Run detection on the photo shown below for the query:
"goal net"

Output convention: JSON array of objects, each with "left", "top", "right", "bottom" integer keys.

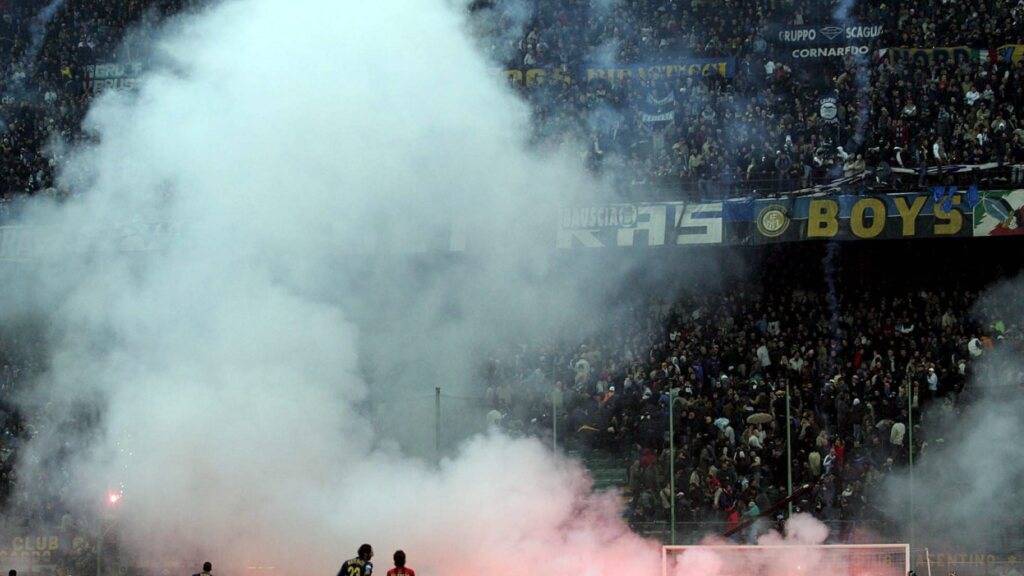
[{"left": 663, "top": 544, "right": 910, "bottom": 576}]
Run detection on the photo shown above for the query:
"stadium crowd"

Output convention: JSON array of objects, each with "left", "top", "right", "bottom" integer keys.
[
  {"left": 0, "top": 0, "right": 1023, "bottom": 209},
  {"left": 1, "top": 243, "right": 1019, "bottom": 562},
  {"left": 0, "top": 0, "right": 1022, "bottom": 569},
  {"left": 480, "top": 243, "right": 1022, "bottom": 541},
  {"left": 501, "top": 0, "right": 1024, "bottom": 197},
  {"left": 0, "top": 321, "right": 106, "bottom": 575},
  {"left": 1, "top": 0, "right": 197, "bottom": 217}
]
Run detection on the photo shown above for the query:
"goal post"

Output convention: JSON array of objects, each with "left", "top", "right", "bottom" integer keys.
[{"left": 662, "top": 543, "right": 911, "bottom": 576}]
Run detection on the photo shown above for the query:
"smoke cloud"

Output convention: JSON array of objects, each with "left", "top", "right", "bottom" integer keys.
[
  {"left": 0, "top": 0, "right": 663, "bottom": 573},
  {"left": 670, "top": 515, "right": 901, "bottom": 576},
  {"left": 28, "top": 0, "right": 66, "bottom": 61},
  {"left": 880, "top": 274, "right": 1024, "bottom": 551},
  {"left": 0, "top": 1, "right": 866, "bottom": 575}
]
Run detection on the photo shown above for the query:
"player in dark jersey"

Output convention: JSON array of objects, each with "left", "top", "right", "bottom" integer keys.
[
  {"left": 386, "top": 550, "right": 415, "bottom": 576},
  {"left": 193, "top": 561, "right": 213, "bottom": 576},
  {"left": 338, "top": 544, "right": 374, "bottom": 576}
]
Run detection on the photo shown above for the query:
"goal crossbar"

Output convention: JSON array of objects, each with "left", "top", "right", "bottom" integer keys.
[{"left": 662, "top": 543, "right": 911, "bottom": 576}]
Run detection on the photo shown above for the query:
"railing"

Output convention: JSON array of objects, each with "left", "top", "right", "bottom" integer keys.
[
  {"left": 630, "top": 517, "right": 1024, "bottom": 552},
  {"left": 630, "top": 163, "right": 1024, "bottom": 202},
  {"left": 629, "top": 519, "right": 894, "bottom": 544},
  {"left": 4, "top": 165, "right": 1020, "bottom": 225}
]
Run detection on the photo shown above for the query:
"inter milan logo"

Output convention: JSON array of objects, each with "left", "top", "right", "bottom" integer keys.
[{"left": 757, "top": 205, "right": 790, "bottom": 238}]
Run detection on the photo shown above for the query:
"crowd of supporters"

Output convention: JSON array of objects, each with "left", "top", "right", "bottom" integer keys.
[
  {"left": 0, "top": 0, "right": 1024, "bottom": 560},
  {"left": 0, "top": 0, "right": 196, "bottom": 212},
  {"left": 0, "top": 323, "right": 46, "bottom": 511},
  {"left": 1, "top": 240, "right": 1021, "bottom": 556},
  {"left": 480, "top": 241, "right": 1023, "bottom": 541},
  {"left": 1, "top": 1, "right": 1023, "bottom": 207},
  {"left": 0, "top": 320, "right": 104, "bottom": 576},
  {"left": 552, "top": 285, "right": 983, "bottom": 533},
  {"left": 495, "top": 0, "right": 1024, "bottom": 197}
]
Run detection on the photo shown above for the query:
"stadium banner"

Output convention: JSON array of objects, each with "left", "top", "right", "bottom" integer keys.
[
  {"left": 504, "top": 57, "right": 735, "bottom": 87},
  {"left": 584, "top": 59, "right": 735, "bottom": 82},
  {"left": 83, "top": 61, "right": 143, "bottom": 94},
  {"left": 884, "top": 46, "right": 978, "bottom": 68},
  {"left": 996, "top": 44, "right": 1024, "bottom": 63},
  {"left": 768, "top": 23, "right": 884, "bottom": 60},
  {"left": 503, "top": 67, "right": 573, "bottom": 88},
  {"left": 973, "top": 189, "right": 1024, "bottom": 237},
  {"left": 914, "top": 550, "right": 1024, "bottom": 576},
  {"left": 4, "top": 191, "right": 1010, "bottom": 258},
  {"left": 556, "top": 202, "right": 723, "bottom": 249},
  {"left": 0, "top": 533, "right": 87, "bottom": 564},
  {"left": 725, "top": 191, "right": 972, "bottom": 244}
]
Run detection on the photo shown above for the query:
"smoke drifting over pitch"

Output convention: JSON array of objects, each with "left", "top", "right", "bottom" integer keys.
[
  {"left": 0, "top": 0, "right": 656, "bottom": 573},
  {"left": 0, "top": 0, "right": 880, "bottom": 574}
]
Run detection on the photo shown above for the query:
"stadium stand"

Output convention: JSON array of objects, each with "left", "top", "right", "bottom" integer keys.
[
  {"left": 0, "top": 0, "right": 1023, "bottom": 569},
  {"left": 476, "top": 240, "right": 1023, "bottom": 544},
  {"left": 1, "top": 0, "right": 1023, "bottom": 210},
  {"left": 497, "top": 0, "right": 1024, "bottom": 198}
]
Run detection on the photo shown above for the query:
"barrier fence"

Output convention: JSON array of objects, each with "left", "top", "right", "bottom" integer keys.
[{"left": 2, "top": 521, "right": 1022, "bottom": 576}]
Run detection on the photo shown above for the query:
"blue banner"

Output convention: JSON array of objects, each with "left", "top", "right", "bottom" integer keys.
[{"left": 724, "top": 191, "right": 973, "bottom": 244}]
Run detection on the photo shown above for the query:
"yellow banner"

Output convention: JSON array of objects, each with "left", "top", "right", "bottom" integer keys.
[
  {"left": 504, "top": 59, "right": 734, "bottom": 87},
  {"left": 998, "top": 44, "right": 1024, "bottom": 63},
  {"left": 886, "top": 46, "right": 977, "bottom": 67}
]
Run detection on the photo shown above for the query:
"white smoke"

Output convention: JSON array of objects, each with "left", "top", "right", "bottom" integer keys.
[
  {"left": 831, "top": 0, "right": 856, "bottom": 22},
  {"left": 880, "top": 274, "right": 1024, "bottom": 550},
  {"left": 0, "top": 0, "right": 660, "bottom": 574},
  {"left": 465, "top": 0, "right": 534, "bottom": 65},
  {"left": 28, "top": 0, "right": 66, "bottom": 61},
  {"left": 672, "top": 515, "right": 874, "bottom": 576}
]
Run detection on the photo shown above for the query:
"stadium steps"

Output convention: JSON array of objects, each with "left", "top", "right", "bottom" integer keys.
[{"left": 570, "top": 449, "right": 630, "bottom": 491}]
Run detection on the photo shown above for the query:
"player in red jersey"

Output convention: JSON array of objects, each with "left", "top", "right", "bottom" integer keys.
[{"left": 386, "top": 550, "right": 415, "bottom": 576}]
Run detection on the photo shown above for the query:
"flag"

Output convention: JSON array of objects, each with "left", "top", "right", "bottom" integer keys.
[
  {"left": 942, "top": 194, "right": 954, "bottom": 213},
  {"left": 966, "top": 184, "right": 980, "bottom": 208}
]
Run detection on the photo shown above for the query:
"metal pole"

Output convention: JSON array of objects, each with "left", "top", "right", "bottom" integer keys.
[
  {"left": 435, "top": 386, "right": 441, "bottom": 463},
  {"left": 95, "top": 523, "right": 102, "bottom": 576},
  {"left": 552, "top": 390, "right": 558, "bottom": 452},
  {"left": 786, "top": 380, "right": 793, "bottom": 518},
  {"left": 669, "top": 390, "right": 676, "bottom": 545},
  {"left": 96, "top": 518, "right": 108, "bottom": 576},
  {"left": 908, "top": 384, "right": 914, "bottom": 548}
]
